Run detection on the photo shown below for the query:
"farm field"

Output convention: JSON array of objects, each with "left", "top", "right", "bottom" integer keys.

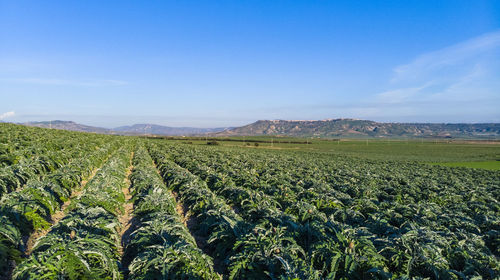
[
  {"left": 0, "top": 123, "right": 499, "bottom": 279},
  {"left": 428, "top": 161, "right": 500, "bottom": 171},
  {"left": 160, "top": 137, "right": 500, "bottom": 163}
]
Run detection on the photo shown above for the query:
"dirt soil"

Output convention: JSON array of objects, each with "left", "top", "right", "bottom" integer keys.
[{"left": 118, "top": 152, "right": 134, "bottom": 257}]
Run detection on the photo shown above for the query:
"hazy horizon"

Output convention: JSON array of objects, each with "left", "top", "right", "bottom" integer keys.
[
  {"left": 1, "top": 1, "right": 500, "bottom": 127},
  {"left": 4, "top": 117, "right": 500, "bottom": 130}
]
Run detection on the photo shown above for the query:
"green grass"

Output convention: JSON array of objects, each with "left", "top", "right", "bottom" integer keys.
[
  {"left": 429, "top": 161, "right": 500, "bottom": 171},
  {"left": 158, "top": 137, "right": 500, "bottom": 163}
]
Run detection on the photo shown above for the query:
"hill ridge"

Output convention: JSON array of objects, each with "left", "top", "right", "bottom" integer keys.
[
  {"left": 20, "top": 119, "right": 500, "bottom": 138},
  {"left": 21, "top": 121, "right": 231, "bottom": 136},
  {"left": 215, "top": 119, "right": 500, "bottom": 138}
]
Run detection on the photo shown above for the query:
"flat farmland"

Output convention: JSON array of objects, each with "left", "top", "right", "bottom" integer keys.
[{"left": 1, "top": 123, "right": 498, "bottom": 279}]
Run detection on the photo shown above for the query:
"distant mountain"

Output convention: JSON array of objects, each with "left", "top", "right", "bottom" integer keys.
[
  {"left": 23, "top": 120, "right": 112, "bottom": 134},
  {"left": 114, "top": 124, "right": 231, "bottom": 136},
  {"left": 21, "top": 119, "right": 500, "bottom": 138},
  {"left": 22, "top": 121, "right": 231, "bottom": 136},
  {"left": 215, "top": 119, "right": 500, "bottom": 138}
]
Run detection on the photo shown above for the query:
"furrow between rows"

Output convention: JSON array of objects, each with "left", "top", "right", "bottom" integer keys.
[
  {"left": 10, "top": 147, "right": 133, "bottom": 279},
  {"left": 122, "top": 146, "right": 219, "bottom": 279}
]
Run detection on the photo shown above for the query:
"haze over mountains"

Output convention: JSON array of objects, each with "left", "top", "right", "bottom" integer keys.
[
  {"left": 23, "top": 120, "right": 112, "bottom": 134},
  {"left": 22, "top": 121, "right": 231, "bottom": 136},
  {"left": 20, "top": 119, "right": 500, "bottom": 139},
  {"left": 114, "top": 124, "right": 231, "bottom": 136}
]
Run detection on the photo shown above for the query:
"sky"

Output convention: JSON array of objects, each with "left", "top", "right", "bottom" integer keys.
[{"left": 1, "top": 0, "right": 499, "bottom": 128}]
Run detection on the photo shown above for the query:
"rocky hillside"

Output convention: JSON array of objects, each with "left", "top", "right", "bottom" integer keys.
[
  {"left": 215, "top": 119, "right": 500, "bottom": 138},
  {"left": 21, "top": 119, "right": 500, "bottom": 138}
]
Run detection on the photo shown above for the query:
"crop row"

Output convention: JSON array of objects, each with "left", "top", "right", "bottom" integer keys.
[
  {"left": 0, "top": 140, "right": 119, "bottom": 276},
  {"left": 149, "top": 145, "right": 323, "bottom": 279},
  {"left": 11, "top": 146, "right": 132, "bottom": 279},
  {"left": 149, "top": 142, "right": 499, "bottom": 279},
  {"left": 0, "top": 123, "right": 79, "bottom": 163},
  {"left": 0, "top": 123, "right": 119, "bottom": 198},
  {"left": 123, "top": 146, "right": 219, "bottom": 279},
  {"left": 151, "top": 143, "right": 379, "bottom": 279}
]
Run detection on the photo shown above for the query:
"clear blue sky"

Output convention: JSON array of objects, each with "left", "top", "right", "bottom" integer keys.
[{"left": 1, "top": 0, "right": 499, "bottom": 128}]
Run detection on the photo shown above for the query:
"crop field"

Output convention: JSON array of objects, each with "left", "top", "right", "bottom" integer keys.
[
  {"left": 164, "top": 137, "right": 500, "bottom": 163},
  {"left": 0, "top": 123, "right": 499, "bottom": 279}
]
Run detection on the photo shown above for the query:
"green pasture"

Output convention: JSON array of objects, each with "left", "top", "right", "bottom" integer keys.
[{"left": 158, "top": 137, "right": 500, "bottom": 167}]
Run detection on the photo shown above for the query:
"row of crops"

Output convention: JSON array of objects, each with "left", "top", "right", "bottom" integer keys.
[
  {"left": 123, "top": 146, "right": 219, "bottom": 279},
  {"left": 146, "top": 141, "right": 499, "bottom": 279},
  {"left": 0, "top": 123, "right": 498, "bottom": 279},
  {"left": 13, "top": 146, "right": 133, "bottom": 278},
  {"left": 0, "top": 123, "right": 119, "bottom": 198},
  {"left": 0, "top": 124, "right": 125, "bottom": 278}
]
